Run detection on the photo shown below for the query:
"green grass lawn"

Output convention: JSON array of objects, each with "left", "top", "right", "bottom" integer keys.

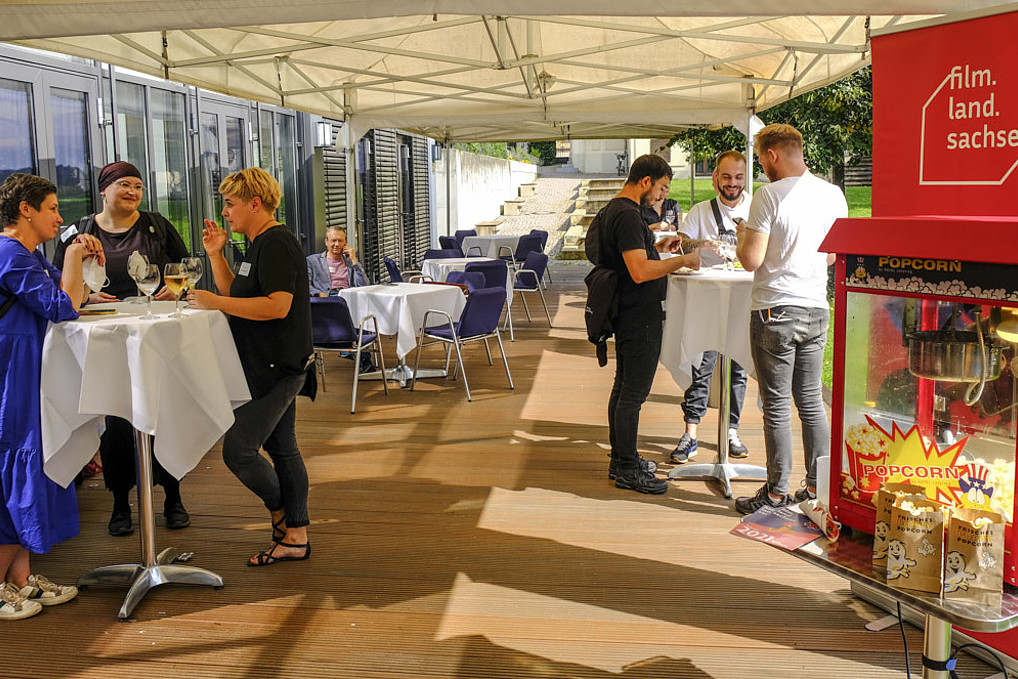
[{"left": 668, "top": 178, "right": 873, "bottom": 390}]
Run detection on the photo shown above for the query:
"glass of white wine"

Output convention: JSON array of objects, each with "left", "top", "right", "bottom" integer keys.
[
  {"left": 163, "top": 262, "right": 189, "bottom": 318},
  {"left": 181, "top": 257, "right": 203, "bottom": 289},
  {"left": 132, "top": 264, "right": 161, "bottom": 319}
]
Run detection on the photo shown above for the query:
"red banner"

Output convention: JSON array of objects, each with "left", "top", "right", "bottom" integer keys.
[{"left": 872, "top": 11, "right": 1018, "bottom": 217}]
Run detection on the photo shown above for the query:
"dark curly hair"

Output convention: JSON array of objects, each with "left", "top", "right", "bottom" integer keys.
[{"left": 0, "top": 173, "right": 57, "bottom": 227}]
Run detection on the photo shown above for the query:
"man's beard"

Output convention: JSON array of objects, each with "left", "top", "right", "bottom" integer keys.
[{"left": 719, "top": 185, "right": 743, "bottom": 203}]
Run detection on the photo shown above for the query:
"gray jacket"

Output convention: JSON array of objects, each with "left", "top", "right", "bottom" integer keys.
[{"left": 306, "top": 251, "right": 367, "bottom": 294}]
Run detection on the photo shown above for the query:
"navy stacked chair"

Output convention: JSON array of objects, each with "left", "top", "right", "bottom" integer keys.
[
  {"left": 453, "top": 229, "right": 477, "bottom": 248},
  {"left": 310, "top": 297, "right": 388, "bottom": 413},
  {"left": 529, "top": 229, "right": 552, "bottom": 284},
  {"left": 464, "top": 259, "right": 514, "bottom": 340},
  {"left": 506, "top": 251, "right": 552, "bottom": 328},
  {"left": 423, "top": 248, "right": 461, "bottom": 260},
  {"left": 410, "top": 287, "right": 513, "bottom": 402},
  {"left": 384, "top": 255, "right": 426, "bottom": 283},
  {"left": 438, "top": 235, "right": 463, "bottom": 257},
  {"left": 498, "top": 233, "right": 543, "bottom": 272},
  {"left": 446, "top": 270, "right": 486, "bottom": 293}
]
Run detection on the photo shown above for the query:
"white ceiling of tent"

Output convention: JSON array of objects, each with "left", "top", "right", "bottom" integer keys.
[{"left": 3, "top": 1, "right": 1012, "bottom": 140}]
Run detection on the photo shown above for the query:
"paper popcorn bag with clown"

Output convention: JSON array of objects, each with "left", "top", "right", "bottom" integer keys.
[
  {"left": 944, "top": 507, "right": 1005, "bottom": 605},
  {"left": 873, "top": 481, "right": 926, "bottom": 575},
  {"left": 887, "top": 496, "right": 946, "bottom": 594}
]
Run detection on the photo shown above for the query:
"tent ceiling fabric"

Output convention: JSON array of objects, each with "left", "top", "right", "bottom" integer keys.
[{"left": 4, "top": 2, "right": 1009, "bottom": 141}]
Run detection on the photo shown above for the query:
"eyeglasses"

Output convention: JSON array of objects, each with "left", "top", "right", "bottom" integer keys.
[{"left": 115, "top": 181, "right": 144, "bottom": 191}]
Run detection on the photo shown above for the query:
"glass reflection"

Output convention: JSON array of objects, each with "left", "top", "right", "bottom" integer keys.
[
  {"left": 50, "top": 88, "right": 93, "bottom": 225},
  {"left": 0, "top": 78, "right": 37, "bottom": 182},
  {"left": 151, "top": 89, "right": 189, "bottom": 249}
]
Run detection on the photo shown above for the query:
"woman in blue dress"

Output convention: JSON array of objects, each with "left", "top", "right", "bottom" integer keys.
[{"left": 0, "top": 173, "right": 102, "bottom": 620}]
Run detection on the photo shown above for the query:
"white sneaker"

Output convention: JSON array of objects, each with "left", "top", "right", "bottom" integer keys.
[
  {"left": 17, "top": 574, "right": 78, "bottom": 606},
  {"left": 0, "top": 583, "right": 43, "bottom": 620}
]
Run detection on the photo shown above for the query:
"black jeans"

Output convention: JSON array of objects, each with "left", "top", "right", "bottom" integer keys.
[
  {"left": 222, "top": 373, "right": 310, "bottom": 528},
  {"left": 608, "top": 313, "right": 663, "bottom": 472},
  {"left": 680, "top": 351, "right": 747, "bottom": 429},
  {"left": 99, "top": 416, "right": 180, "bottom": 495}
]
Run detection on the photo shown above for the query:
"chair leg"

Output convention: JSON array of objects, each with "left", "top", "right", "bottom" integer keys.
[
  {"left": 495, "top": 330, "right": 514, "bottom": 390},
  {"left": 351, "top": 347, "right": 361, "bottom": 414},
  {"left": 506, "top": 300, "right": 515, "bottom": 342},
  {"left": 483, "top": 337, "right": 493, "bottom": 365},
  {"left": 410, "top": 333, "right": 425, "bottom": 392},
  {"left": 452, "top": 340, "right": 471, "bottom": 401},
  {"left": 520, "top": 291, "right": 532, "bottom": 322},
  {"left": 443, "top": 344, "right": 452, "bottom": 377},
  {"left": 375, "top": 341, "right": 389, "bottom": 396},
  {"left": 538, "top": 286, "right": 552, "bottom": 326}
]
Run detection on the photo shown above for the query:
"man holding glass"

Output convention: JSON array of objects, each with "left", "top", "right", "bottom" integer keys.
[{"left": 670, "top": 151, "right": 752, "bottom": 465}]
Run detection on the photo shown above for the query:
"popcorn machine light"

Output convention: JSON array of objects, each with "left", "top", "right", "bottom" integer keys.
[{"left": 823, "top": 216, "right": 1018, "bottom": 582}]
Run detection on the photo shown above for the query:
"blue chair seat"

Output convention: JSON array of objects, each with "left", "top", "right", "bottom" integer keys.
[{"left": 310, "top": 297, "right": 389, "bottom": 413}]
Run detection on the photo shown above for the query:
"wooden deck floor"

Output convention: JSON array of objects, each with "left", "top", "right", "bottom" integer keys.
[{"left": 13, "top": 264, "right": 995, "bottom": 678}]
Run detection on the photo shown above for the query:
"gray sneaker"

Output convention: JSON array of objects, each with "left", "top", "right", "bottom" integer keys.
[
  {"left": 728, "top": 429, "right": 749, "bottom": 459},
  {"left": 793, "top": 483, "right": 817, "bottom": 502},
  {"left": 735, "top": 484, "right": 793, "bottom": 515},
  {"left": 608, "top": 457, "right": 658, "bottom": 480},
  {"left": 614, "top": 468, "right": 668, "bottom": 495},
  {"left": 670, "top": 433, "right": 698, "bottom": 464}
]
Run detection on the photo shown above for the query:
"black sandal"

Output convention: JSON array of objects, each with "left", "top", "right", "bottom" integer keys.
[
  {"left": 248, "top": 541, "right": 312, "bottom": 567},
  {"left": 271, "top": 516, "right": 287, "bottom": 542}
]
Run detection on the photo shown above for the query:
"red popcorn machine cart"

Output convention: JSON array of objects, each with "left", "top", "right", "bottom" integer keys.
[{"left": 822, "top": 214, "right": 1018, "bottom": 661}]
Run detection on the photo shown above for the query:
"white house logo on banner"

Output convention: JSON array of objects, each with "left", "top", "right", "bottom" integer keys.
[{"left": 920, "top": 63, "right": 1018, "bottom": 186}]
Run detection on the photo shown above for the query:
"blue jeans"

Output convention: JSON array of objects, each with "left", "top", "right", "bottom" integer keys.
[
  {"left": 750, "top": 306, "right": 829, "bottom": 495},
  {"left": 222, "top": 373, "right": 310, "bottom": 528},
  {"left": 680, "top": 351, "right": 747, "bottom": 429},
  {"left": 608, "top": 314, "right": 663, "bottom": 471}
]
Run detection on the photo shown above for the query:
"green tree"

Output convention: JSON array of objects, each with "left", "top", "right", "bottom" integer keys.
[
  {"left": 528, "top": 141, "right": 558, "bottom": 166},
  {"left": 454, "top": 142, "right": 509, "bottom": 159},
  {"left": 668, "top": 66, "right": 872, "bottom": 187}
]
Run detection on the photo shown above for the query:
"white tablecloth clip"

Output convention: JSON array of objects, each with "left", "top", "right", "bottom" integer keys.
[{"left": 799, "top": 498, "right": 842, "bottom": 541}]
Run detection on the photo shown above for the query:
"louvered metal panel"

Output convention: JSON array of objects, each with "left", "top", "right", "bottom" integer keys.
[
  {"left": 411, "top": 135, "right": 431, "bottom": 265},
  {"left": 321, "top": 118, "right": 346, "bottom": 231},
  {"left": 373, "top": 129, "right": 400, "bottom": 273}
]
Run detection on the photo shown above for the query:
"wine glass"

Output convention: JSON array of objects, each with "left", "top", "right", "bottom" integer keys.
[
  {"left": 181, "top": 257, "right": 203, "bottom": 288},
  {"left": 132, "top": 264, "right": 160, "bottom": 319},
  {"left": 163, "top": 262, "right": 189, "bottom": 317}
]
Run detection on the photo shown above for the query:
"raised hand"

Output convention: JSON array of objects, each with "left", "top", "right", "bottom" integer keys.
[{"left": 203, "top": 219, "right": 229, "bottom": 256}]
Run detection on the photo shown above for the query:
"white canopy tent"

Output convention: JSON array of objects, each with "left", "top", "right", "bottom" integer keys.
[{"left": 3, "top": 1, "right": 1012, "bottom": 142}]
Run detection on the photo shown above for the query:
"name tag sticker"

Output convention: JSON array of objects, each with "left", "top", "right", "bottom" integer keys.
[
  {"left": 238, "top": 262, "right": 252, "bottom": 276},
  {"left": 60, "top": 225, "right": 78, "bottom": 242}
]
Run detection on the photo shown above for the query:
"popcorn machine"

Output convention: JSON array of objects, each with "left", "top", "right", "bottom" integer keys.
[{"left": 824, "top": 216, "right": 1018, "bottom": 576}]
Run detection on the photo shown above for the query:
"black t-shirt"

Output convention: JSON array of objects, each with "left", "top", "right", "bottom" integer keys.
[
  {"left": 54, "top": 212, "right": 189, "bottom": 300},
  {"left": 228, "top": 225, "right": 313, "bottom": 399},
  {"left": 600, "top": 197, "right": 665, "bottom": 322}
]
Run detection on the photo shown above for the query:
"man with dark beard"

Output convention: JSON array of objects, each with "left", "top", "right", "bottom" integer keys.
[
  {"left": 593, "top": 154, "right": 706, "bottom": 494},
  {"left": 670, "top": 151, "right": 752, "bottom": 465}
]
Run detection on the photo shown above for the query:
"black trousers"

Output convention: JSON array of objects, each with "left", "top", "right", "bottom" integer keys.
[
  {"left": 99, "top": 416, "right": 180, "bottom": 495},
  {"left": 607, "top": 312, "right": 663, "bottom": 472}
]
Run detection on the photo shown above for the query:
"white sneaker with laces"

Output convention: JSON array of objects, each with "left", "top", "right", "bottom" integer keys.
[
  {"left": 17, "top": 574, "right": 78, "bottom": 606},
  {"left": 0, "top": 582, "right": 43, "bottom": 620}
]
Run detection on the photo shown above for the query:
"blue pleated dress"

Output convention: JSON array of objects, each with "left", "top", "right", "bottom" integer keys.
[{"left": 0, "top": 235, "right": 80, "bottom": 553}]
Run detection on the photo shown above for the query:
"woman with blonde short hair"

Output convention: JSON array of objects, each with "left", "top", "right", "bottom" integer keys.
[{"left": 187, "top": 167, "right": 314, "bottom": 567}]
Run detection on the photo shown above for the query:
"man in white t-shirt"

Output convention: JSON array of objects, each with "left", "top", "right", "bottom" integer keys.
[
  {"left": 734, "top": 123, "right": 848, "bottom": 515},
  {"left": 670, "top": 151, "right": 752, "bottom": 465}
]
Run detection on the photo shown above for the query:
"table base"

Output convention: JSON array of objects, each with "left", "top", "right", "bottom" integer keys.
[
  {"left": 78, "top": 547, "right": 223, "bottom": 621},
  {"left": 77, "top": 431, "right": 222, "bottom": 621},
  {"left": 358, "top": 362, "right": 448, "bottom": 387},
  {"left": 667, "top": 461, "right": 767, "bottom": 498}
]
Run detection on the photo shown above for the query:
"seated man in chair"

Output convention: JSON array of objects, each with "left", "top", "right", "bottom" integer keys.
[{"left": 307, "top": 227, "right": 374, "bottom": 373}]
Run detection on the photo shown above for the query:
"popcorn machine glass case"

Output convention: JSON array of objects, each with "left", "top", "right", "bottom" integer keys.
[{"left": 824, "top": 217, "right": 1018, "bottom": 585}]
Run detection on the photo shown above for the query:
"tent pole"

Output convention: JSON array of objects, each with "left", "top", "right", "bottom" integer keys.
[
  {"left": 746, "top": 112, "right": 755, "bottom": 196},
  {"left": 689, "top": 153, "right": 695, "bottom": 208},
  {"left": 444, "top": 135, "right": 451, "bottom": 236}
]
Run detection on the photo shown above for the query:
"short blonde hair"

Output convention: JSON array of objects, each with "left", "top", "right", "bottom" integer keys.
[
  {"left": 218, "top": 167, "right": 281, "bottom": 212},
  {"left": 754, "top": 123, "right": 803, "bottom": 155}
]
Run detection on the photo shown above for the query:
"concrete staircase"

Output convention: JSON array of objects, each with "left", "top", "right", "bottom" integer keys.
[{"left": 560, "top": 177, "right": 625, "bottom": 258}]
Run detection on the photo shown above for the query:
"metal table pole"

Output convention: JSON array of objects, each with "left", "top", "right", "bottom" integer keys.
[
  {"left": 923, "top": 614, "right": 952, "bottom": 679},
  {"left": 668, "top": 353, "right": 767, "bottom": 497},
  {"left": 77, "top": 430, "right": 223, "bottom": 621}
]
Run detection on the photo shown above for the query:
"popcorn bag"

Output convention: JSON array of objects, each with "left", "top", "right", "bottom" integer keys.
[
  {"left": 886, "top": 496, "right": 946, "bottom": 594},
  {"left": 944, "top": 507, "right": 1005, "bottom": 605},
  {"left": 872, "top": 481, "right": 927, "bottom": 575}
]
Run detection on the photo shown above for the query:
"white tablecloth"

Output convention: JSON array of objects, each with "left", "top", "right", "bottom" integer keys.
[
  {"left": 460, "top": 235, "right": 520, "bottom": 259},
  {"left": 41, "top": 301, "right": 251, "bottom": 488},
  {"left": 339, "top": 283, "right": 466, "bottom": 359},
  {"left": 420, "top": 257, "right": 513, "bottom": 303},
  {"left": 659, "top": 269, "right": 755, "bottom": 390}
]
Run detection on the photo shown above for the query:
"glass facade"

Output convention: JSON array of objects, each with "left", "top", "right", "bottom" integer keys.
[
  {"left": 276, "top": 113, "right": 296, "bottom": 229},
  {"left": 150, "top": 89, "right": 190, "bottom": 248},
  {"left": 50, "top": 88, "right": 93, "bottom": 225},
  {"left": 115, "top": 80, "right": 149, "bottom": 179},
  {"left": 0, "top": 78, "right": 37, "bottom": 182}
]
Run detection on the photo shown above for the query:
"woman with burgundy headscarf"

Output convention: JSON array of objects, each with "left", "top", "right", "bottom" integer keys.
[{"left": 53, "top": 161, "right": 192, "bottom": 537}]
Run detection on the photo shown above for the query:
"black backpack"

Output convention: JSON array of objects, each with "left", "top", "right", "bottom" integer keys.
[{"left": 583, "top": 207, "right": 618, "bottom": 367}]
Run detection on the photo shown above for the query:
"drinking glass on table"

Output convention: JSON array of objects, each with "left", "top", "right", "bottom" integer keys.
[
  {"left": 131, "top": 264, "right": 161, "bottom": 319},
  {"left": 181, "top": 257, "right": 203, "bottom": 288},
  {"left": 163, "top": 262, "right": 189, "bottom": 317}
]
